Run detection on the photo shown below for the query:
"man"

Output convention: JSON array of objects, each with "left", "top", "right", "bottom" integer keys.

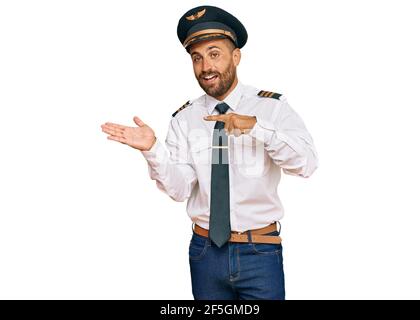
[{"left": 101, "top": 5, "right": 318, "bottom": 300}]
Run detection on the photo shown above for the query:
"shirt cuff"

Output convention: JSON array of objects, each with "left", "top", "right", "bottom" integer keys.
[
  {"left": 248, "top": 117, "right": 276, "bottom": 145},
  {"left": 140, "top": 138, "right": 166, "bottom": 166}
]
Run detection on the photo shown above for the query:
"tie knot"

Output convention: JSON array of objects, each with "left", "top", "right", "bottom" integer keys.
[{"left": 215, "top": 102, "right": 229, "bottom": 114}]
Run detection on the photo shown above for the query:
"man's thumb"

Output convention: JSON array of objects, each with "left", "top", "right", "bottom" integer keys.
[{"left": 133, "top": 116, "right": 145, "bottom": 127}]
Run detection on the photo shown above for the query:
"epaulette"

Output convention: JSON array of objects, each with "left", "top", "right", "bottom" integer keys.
[
  {"left": 172, "top": 100, "right": 191, "bottom": 117},
  {"left": 257, "top": 90, "right": 282, "bottom": 100}
]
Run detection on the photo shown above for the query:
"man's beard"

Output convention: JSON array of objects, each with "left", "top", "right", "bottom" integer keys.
[{"left": 196, "top": 61, "right": 236, "bottom": 98}]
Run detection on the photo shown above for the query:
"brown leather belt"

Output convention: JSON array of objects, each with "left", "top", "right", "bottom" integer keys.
[{"left": 193, "top": 223, "right": 282, "bottom": 244}]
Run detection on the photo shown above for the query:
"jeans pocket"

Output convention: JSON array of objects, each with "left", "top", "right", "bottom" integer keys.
[
  {"left": 189, "top": 233, "right": 210, "bottom": 261},
  {"left": 251, "top": 231, "right": 282, "bottom": 255}
]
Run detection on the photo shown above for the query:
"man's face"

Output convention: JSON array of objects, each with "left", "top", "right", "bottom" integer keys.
[{"left": 189, "top": 38, "right": 241, "bottom": 99}]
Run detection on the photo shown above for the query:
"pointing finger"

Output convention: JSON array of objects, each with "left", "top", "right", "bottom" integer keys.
[{"left": 204, "top": 115, "right": 226, "bottom": 122}]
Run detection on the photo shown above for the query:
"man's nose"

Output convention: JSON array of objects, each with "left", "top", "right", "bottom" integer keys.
[{"left": 202, "top": 57, "right": 212, "bottom": 72}]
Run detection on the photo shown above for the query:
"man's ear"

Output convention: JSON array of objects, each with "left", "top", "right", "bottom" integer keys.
[{"left": 232, "top": 48, "right": 241, "bottom": 67}]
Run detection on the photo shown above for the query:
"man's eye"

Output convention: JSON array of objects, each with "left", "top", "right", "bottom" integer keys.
[
  {"left": 210, "top": 52, "right": 219, "bottom": 58},
  {"left": 193, "top": 56, "right": 201, "bottom": 62}
]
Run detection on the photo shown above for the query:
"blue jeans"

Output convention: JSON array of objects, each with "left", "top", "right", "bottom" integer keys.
[{"left": 189, "top": 229, "right": 285, "bottom": 300}]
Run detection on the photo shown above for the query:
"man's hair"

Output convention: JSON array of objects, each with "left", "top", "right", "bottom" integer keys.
[{"left": 225, "top": 38, "right": 237, "bottom": 52}]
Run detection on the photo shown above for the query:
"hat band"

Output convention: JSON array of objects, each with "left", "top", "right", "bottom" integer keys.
[{"left": 183, "top": 28, "right": 237, "bottom": 48}]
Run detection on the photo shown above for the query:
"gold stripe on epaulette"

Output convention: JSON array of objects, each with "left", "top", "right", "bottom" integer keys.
[
  {"left": 172, "top": 100, "right": 191, "bottom": 117},
  {"left": 257, "top": 90, "right": 282, "bottom": 100},
  {"left": 257, "top": 90, "right": 266, "bottom": 97}
]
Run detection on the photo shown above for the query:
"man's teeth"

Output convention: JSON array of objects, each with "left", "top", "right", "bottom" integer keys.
[{"left": 204, "top": 75, "right": 217, "bottom": 80}]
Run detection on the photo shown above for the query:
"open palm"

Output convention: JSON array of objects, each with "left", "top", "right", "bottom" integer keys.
[{"left": 101, "top": 116, "right": 156, "bottom": 151}]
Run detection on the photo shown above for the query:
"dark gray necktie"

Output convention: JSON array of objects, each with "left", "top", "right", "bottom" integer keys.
[{"left": 209, "top": 102, "right": 231, "bottom": 248}]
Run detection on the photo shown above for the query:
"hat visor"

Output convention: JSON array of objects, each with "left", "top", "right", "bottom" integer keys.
[{"left": 185, "top": 34, "right": 231, "bottom": 51}]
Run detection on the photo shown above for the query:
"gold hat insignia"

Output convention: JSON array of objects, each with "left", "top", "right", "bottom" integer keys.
[{"left": 186, "top": 8, "right": 206, "bottom": 21}]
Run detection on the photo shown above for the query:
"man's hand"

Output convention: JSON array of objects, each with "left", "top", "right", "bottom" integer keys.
[
  {"left": 204, "top": 113, "right": 257, "bottom": 136},
  {"left": 101, "top": 116, "right": 156, "bottom": 151}
]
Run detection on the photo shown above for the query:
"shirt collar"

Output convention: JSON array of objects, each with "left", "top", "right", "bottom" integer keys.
[{"left": 205, "top": 81, "right": 244, "bottom": 114}]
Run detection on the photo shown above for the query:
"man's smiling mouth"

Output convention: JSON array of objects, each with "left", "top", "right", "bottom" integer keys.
[{"left": 202, "top": 74, "right": 218, "bottom": 83}]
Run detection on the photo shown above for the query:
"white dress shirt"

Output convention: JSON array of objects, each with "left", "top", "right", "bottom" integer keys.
[{"left": 141, "top": 82, "right": 318, "bottom": 232}]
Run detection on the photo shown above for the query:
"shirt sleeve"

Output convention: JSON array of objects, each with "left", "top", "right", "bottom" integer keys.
[
  {"left": 140, "top": 117, "right": 197, "bottom": 201},
  {"left": 248, "top": 97, "right": 319, "bottom": 178}
]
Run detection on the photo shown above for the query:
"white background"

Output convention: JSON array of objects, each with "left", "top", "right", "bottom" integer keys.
[{"left": 1, "top": 0, "right": 419, "bottom": 299}]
